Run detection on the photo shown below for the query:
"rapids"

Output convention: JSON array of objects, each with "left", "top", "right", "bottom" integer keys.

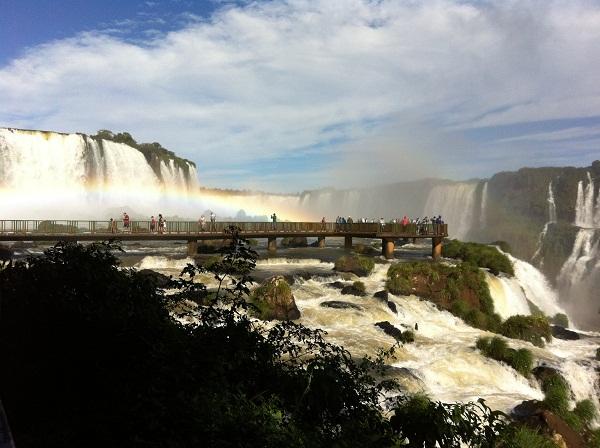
[{"left": 133, "top": 243, "right": 599, "bottom": 414}]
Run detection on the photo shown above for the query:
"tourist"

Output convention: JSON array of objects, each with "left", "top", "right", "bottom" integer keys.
[
  {"left": 271, "top": 212, "right": 277, "bottom": 230},
  {"left": 415, "top": 322, "right": 419, "bottom": 331},
  {"left": 109, "top": 218, "right": 116, "bottom": 234},
  {"left": 150, "top": 216, "right": 156, "bottom": 233},
  {"left": 321, "top": 216, "right": 326, "bottom": 230},
  {"left": 158, "top": 214, "right": 164, "bottom": 234},
  {"left": 123, "top": 212, "right": 130, "bottom": 232},
  {"left": 379, "top": 217, "right": 385, "bottom": 231},
  {"left": 199, "top": 215, "right": 205, "bottom": 232},
  {"left": 347, "top": 216, "right": 353, "bottom": 229},
  {"left": 210, "top": 212, "right": 216, "bottom": 231}
]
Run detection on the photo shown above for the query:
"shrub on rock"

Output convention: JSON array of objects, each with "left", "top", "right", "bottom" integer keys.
[
  {"left": 250, "top": 276, "right": 300, "bottom": 321},
  {"left": 334, "top": 255, "right": 375, "bottom": 277}
]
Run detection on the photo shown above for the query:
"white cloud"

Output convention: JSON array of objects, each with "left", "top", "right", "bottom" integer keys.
[{"left": 1, "top": 0, "right": 599, "bottom": 190}]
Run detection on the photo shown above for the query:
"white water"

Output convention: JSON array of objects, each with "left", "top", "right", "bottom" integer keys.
[
  {"left": 575, "top": 172, "right": 599, "bottom": 228},
  {"left": 0, "top": 128, "right": 198, "bottom": 218},
  {"left": 532, "top": 181, "right": 558, "bottom": 266},
  {"left": 480, "top": 181, "right": 488, "bottom": 227},
  {"left": 423, "top": 183, "right": 478, "bottom": 240},
  {"left": 135, "top": 250, "right": 599, "bottom": 413}
]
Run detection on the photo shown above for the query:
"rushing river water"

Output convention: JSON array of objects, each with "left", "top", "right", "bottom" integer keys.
[{"left": 9, "top": 238, "right": 600, "bottom": 416}]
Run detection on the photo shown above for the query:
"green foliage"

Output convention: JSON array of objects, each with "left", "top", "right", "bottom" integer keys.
[
  {"left": 475, "top": 337, "right": 533, "bottom": 377},
  {"left": 387, "top": 261, "right": 497, "bottom": 332},
  {"left": 352, "top": 280, "right": 366, "bottom": 294},
  {"left": 489, "top": 241, "right": 513, "bottom": 255},
  {"left": 551, "top": 313, "right": 569, "bottom": 328},
  {"left": 542, "top": 374, "right": 570, "bottom": 416},
  {"left": 390, "top": 395, "right": 509, "bottom": 447},
  {"left": 500, "top": 315, "right": 552, "bottom": 347},
  {"left": 573, "top": 399, "right": 597, "bottom": 426},
  {"left": 334, "top": 254, "right": 375, "bottom": 276},
  {"left": 400, "top": 330, "right": 415, "bottom": 344},
  {"left": 507, "top": 426, "right": 558, "bottom": 448},
  {"left": 442, "top": 239, "right": 514, "bottom": 276}
]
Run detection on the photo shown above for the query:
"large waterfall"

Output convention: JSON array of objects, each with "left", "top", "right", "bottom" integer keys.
[
  {"left": 423, "top": 183, "right": 477, "bottom": 240},
  {"left": 0, "top": 128, "right": 199, "bottom": 218},
  {"left": 574, "top": 172, "right": 600, "bottom": 228},
  {"left": 532, "top": 181, "right": 557, "bottom": 265}
]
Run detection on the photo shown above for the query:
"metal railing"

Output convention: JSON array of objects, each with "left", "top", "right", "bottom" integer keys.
[{"left": 0, "top": 220, "right": 447, "bottom": 237}]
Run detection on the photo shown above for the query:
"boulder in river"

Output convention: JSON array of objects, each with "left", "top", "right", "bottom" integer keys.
[
  {"left": 326, "top": 281, "right": 346, "bottom": 290},
  {"left": 137, "top": 269, "right": 171, "bottom": 288},
  {"left": 334, "top": 255, "right": 375, "bottom": 277},
  {"left": 387, "top": 301, "right": 398, "bottom": 314},
  {"left": 250, "top": 276, "right": 300, "bottom": 321},
  {"left": 321, "top": 301, "right": 363, "bottom": 311},
  {"left": 374, "top": 290, "right": 389, "bottom": 301},
  {"left": 551, "top": 325, "right": 580, "bottom": 340},
  {"left": 375, "top": 321, "right": 414, "bottom": 343},
  {"left": 341, "top": 281, "right": 366, "bottom": 297}
]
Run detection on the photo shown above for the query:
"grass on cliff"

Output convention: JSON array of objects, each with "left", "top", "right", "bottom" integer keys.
[
  {"left": 442, "top": 240, "right": 514, "bottom": 276},
  {"left": 476, "top": 336, "right": 533, "bottom": 377},
  {"left": 499, "top": 315, "right": 552, "bottom": 348}
]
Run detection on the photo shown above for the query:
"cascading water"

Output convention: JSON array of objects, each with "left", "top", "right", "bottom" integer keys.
[
  {"left": 575, "top": 172, "right": 598, "bottom": 228},
  {"left": 532, "top": 181, "right": 558, "bottom": 265},
  {"left": 480, "top": 181, "right": 488, "bottom": 227},
  {"left": 423, "top": 182, "right": 477, "bottom": 240},
  {"left": 0, "top": 128, "right": 200, "bottom": 218}
]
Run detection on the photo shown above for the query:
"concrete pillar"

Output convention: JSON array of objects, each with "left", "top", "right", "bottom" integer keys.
[
  {"left": 187, "top": 240, "right": 198, "bottom": 256},
  {"left": 432, "top": 237, "right": 443, "bottom": 261},
  {"left": 382, "top": 238, "right": 395, "bottom": 259},
  {"left": 344, "top": 236, "right": 352, "bottom": 249},
  {"left": 268, "top": 237, "right": 277, "bottom": 252},
  {"left": 318, "top": 236, "right": 326, "bottom": 248}
]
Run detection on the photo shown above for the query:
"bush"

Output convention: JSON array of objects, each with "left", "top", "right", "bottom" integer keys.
[
  {"left": 352, "top": 281, "right": 366, "bottom": 295},
  {"left": 508, "top": 426, "right": 558, "bottom": 448},
  {"left": 552, "top": 313, "right": 569, "bottom": 328},
  {"left": 573, "top": 399, "right": 597, "bottom": 426},
  {"left": 334, "top": 255, "right": 375, "bottom": 276},
  {"left": 500, "top": 315, "right": 552, "bottom": 347},
  {"left": 442, "top": 239, "right": 514, "bottom": 276},
  {"left": 542, "top": 374, "right": 570, "bottom": 416},
  {"left": 475, "top": 337, "right": 533, "bottom": 377}
]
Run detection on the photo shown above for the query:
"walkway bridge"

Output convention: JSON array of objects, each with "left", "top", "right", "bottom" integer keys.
[{"left": 0, "top": 220, "right": 448, "bottom": 259}]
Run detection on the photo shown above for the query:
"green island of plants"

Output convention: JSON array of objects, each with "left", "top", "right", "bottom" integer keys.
[
  {"left": 442, "top": 239, "right": 515, "bottom": 276},
  {"left": 0, "top": 229, "right": 569, "bottom": 447},
  {"left": 334, "top": 254, "right": 375, "bottom": 276},
  {"left": 476, "top": 336, "right": 533, "bottom": 377}
]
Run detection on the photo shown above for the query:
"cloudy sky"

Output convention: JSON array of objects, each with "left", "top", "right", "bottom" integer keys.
[{"left": 1, "top": 0, "right": 599, "bottom": 192}]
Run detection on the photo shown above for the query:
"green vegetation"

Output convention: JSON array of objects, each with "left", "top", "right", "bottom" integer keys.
[
  {"left": 0, "top": 230, "right": 528, "bottom": 447},
  {"left": 489, "top": 240, "right": 513, "bottom": 255},
  {"left": 352, "top": 281, "right": 366, "bottom": 295},
  {"left": 509, "top": 426, "right": 559, "bottom": 448},
  {"left": 387, "top": 261, "right": 500, "bottom": 332},
  {"left": 442, "top": 239, "right": 514, "bottom": 276},
  {"left": 476, "top": 337, "right": 533, "bottom": 377},
  {"left": 551, "top": 313, "right": 569, "bottom": 328},
  {"left": 91, "top": 130, "right": 195, "bottom": 181},
  {"left": 500, "top": 315, "right": 552, "bottom": 347},
  {"left": 334, "top": 254, "right": 375, "bottom": 276}
]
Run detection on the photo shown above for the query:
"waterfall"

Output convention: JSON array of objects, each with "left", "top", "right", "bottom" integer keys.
[
  {"left": 487, "top": 249, "right": 566, "bottom": 320},
  {"left": 575, "top": 172, "right": 597, "bottom": 228},
  {"left": 480, "top": 181, "right": 488, "bottom": 227},
  {"left": 0, "top": 128, "right": 199, "bottom": 218},
  {"left": 532, "top": 181, "right": 558, "bottom": 265},
  {"left": 423, "top": 183, "right": 477, "bottom": 240}
]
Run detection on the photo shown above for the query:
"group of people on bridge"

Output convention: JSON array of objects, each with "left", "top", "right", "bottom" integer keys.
[{"left": 334, "top": 215, "right": 444, "bottom": 233}]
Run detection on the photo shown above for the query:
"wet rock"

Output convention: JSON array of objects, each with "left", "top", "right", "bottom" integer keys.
[
  {"left": 334, "top": 255, "right": 375, "bottom": 277},
  {"left": 280, "top": 236, "right": 308, "bottom": 248},
  {"left": 532, "top": 366, "right": 567, "bottom": 388},
  {"left": 551, "top": 325, "right": 580, "bottom": 340},
  {"left": 250, "top": 276, "right": 300, "bottom": 321},
  {"left": 375, "top": 321, "right": 414, "bottom": 343},
  {"left": 374, "top": 290, "right": 389, "bottom": 301},
  {"left": 387, "top": 301, "right": 398, "bottom": 314},
  {"left": 326, "top": 281, "right": 346, "bottom": 290},
  {"left": 321, "top": 301, "right": 363, "bottom": 310},
  {"left": 341, "top": 281, "right": 366, "bottom": 297},
  {"left": 512, "top": 400, "right": 585, "bottom": 448},
  {"left": 137, "top": 269, "right": 171, "bottom": 288}
]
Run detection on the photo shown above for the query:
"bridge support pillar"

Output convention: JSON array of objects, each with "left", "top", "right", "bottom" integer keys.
[
  {"left": 344, "top": 236, "right": 352, "bottom": 249},
  {"left": 382, "top": 238, "right": 395, "bottom": 259},
  {"left": 318, "top": 236, "right": 326, "bottom": 248},
  {"left": 187, "top": 240, "right": 198, "bottom": 256},
  {"left": 268, "top": 237, "right": 277, "bottom": 252},
  {"left": 432, "top": 237, "right": 443, "bottom": 261}
]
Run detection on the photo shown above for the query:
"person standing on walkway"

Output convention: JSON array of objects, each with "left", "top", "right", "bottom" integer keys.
[
  {"left": 158, "top": 214, "right": 164, "bottom": 234},
  {"left": 150, "top": 216, "right": 156, "bottom": 233},
  {"left": 199, "top": 215, "right": 205, "bottom": 232},
  {"left": 271, "top": 212, "right": 277, "bottom": 230},
  {"left": 123, "top": 212, "right": 130, "bottom": 232},
  {"left": 210, "top": 212, "right": 216, "bottom": 232},
  {"left": 321, "top": 216, "right": 326, "bottom": 230}
]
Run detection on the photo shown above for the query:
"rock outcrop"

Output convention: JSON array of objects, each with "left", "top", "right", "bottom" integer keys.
[{"left": 250, "top": 276, "right": 300, "bottom": 321}]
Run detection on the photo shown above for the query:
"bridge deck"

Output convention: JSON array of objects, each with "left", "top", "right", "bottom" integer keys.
[{"left": 0, "top": 220, "right": 447, "bottom": 242}]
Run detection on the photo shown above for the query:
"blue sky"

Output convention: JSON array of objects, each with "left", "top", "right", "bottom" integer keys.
[{"left": 1, "top": 0, "right": 600, "bottom": 192}]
